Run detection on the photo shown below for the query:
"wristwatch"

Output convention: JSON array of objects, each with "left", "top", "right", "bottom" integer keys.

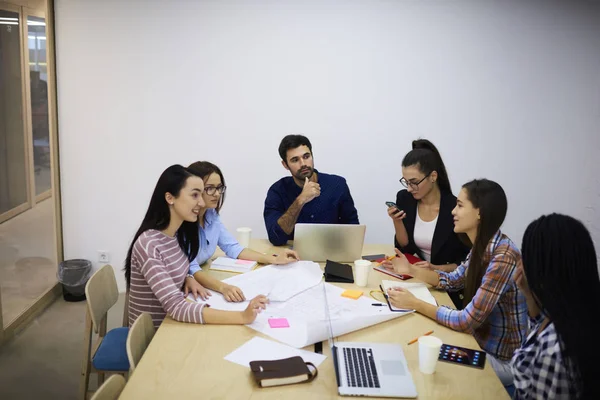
[{"left": 186, "top": 274, "right": 194, "bottom": 280}]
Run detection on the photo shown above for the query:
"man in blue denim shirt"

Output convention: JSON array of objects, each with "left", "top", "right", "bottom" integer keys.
[{"left": 264, "top": 134, "right": 359, "bottom": 246}]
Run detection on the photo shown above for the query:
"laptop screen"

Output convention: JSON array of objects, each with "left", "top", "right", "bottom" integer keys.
[{"left": 294, "top": 224, "right": 366, "bottom": 262}]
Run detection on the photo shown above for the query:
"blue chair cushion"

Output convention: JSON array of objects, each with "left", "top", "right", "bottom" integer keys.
[{"left": 92, "top": 327, "right": 130, "bottom": 371}]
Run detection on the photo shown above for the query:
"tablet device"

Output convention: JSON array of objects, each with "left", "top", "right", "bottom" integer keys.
[{"left": 438, "top": 344, "right": 486, "bottom": 369}]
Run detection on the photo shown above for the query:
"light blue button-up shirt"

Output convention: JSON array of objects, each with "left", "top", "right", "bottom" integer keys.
[{"left": 188, "top": 209, "right": 244, "bottom": 275}]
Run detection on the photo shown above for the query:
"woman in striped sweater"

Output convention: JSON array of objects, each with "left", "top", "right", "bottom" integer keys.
[{"left": 125, "top": 164, "right": 268, "bottom": 328}]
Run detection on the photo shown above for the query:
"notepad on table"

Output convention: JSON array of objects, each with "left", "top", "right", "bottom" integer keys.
[
  {"left": 341, "top": 289, "right": 363, "bottom": 300},
  {"left": 250, "top": 356, "right": 317, "bottom": 387},
  {"left": 209, "top": 257, "right": 257, "bottom": 273},
  {"left": 381, "top": 280, "right": 438, "bottom": 311}
]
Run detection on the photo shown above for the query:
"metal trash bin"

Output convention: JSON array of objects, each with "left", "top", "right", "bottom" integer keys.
[{"left": 57, "top": 259, "right": 92, "bottom": 302}]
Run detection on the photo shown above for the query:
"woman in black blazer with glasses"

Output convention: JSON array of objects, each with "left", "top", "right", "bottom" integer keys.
[{"left": 387, "top": 139, "right": 469, "bottom": 309}]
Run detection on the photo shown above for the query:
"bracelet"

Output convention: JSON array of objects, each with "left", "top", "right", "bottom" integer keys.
[{"left": 186, "top": 274, "right": 194, "bottom": 279}]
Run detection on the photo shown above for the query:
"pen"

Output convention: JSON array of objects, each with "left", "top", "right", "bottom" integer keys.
[
  {"left": 371, "top": 303, "right": 386, "bottom": 306},
  {"left": 407, "top": 330, "right": 434, "bottom": 345}
]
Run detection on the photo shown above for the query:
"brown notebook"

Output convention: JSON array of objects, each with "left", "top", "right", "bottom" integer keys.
[{"left": 250, "top": 356, "right": 318, "bottom": 388}]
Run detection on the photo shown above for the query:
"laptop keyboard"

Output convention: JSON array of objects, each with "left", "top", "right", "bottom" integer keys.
[{"left": 343, "top": 347, "right": 380, "bottom": 388}]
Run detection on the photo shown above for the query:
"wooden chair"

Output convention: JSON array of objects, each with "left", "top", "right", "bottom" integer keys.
[
  {"left": 90, "top": 375, "right": 126, "bottom": 400},
  {"left": 80, "top": 265, "right": 130, "bottom": 399},
  {"left": 126, "top": 312, "right": 156, "bottom": 375}
]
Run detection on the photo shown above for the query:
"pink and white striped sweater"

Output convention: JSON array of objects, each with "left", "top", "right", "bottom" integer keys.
[{"left": 128, "top": 229, "right": 206, "bottom": 328}]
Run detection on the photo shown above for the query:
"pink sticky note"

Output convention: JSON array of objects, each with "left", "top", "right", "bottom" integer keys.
[
  {"left": 235, "top": 259, "right": 254, "bottom": 265},
  {"left": 268, "top": 318, "right": 290, "bottom": 328}
]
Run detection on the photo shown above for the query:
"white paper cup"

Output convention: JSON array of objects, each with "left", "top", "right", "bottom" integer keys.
[
  {"left": 354, "top": 260, "right": 371, "bottom": 287},
  {"left": 236, "top": 227, "right": 252, "bottom": 248},
  {"left": 418, "top": 336, "right": 443, "bottom": 374}
]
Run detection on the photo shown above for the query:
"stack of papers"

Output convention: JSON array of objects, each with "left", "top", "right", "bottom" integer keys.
[
  {"left": 189, "top": 264, "right": 414, "bottom": 348},
  {"left": 209, "top": 257, "right": 257, "bottom": 273},
  {"left": 380, "top": 280, "right": 438, "bottom": 311}
]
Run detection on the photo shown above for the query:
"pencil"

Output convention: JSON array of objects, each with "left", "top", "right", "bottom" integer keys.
[
  {"left": 376, "top": 255, "right": 396, "bottom": 267},
  {"left": 407, "top": 330, "right": 434, "bottom": 345}
]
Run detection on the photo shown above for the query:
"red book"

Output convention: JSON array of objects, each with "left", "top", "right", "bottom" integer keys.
[{"left": 403, "top": 253, "right": 423, "bottom": 265}]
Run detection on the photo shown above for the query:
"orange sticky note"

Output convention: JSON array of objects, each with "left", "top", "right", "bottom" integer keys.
[{"left": 341, "top": 289, "right": 363, "bottom": 300}]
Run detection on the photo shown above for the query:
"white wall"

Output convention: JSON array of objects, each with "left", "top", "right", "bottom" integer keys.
[{"left": 54, "top": 0, "right": 600, "bottom": 292}]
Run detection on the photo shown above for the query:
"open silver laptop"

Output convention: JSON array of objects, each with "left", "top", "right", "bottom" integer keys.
[
  {"left": 293, "top": 223, "right": 366, "bottom": 262},
  {"left": 322, "top": 283, "right": 417, "bottom": 398}
]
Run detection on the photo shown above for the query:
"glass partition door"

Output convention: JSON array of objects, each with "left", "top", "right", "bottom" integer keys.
[
  {"left": 0, "top": 1, "right": 61, "bottom": 338},
  {"left": 0, "top": 7, "right": 29, "bottom": 220},
  {"left": 27, "top": 14, "right": 51, "bottom": 201}
]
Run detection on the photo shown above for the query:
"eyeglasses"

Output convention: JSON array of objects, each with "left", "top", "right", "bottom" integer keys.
[
  {"left": 399, "top": 173, "right": 431, "bottom": 190},
  {"left": 204, "top": 185, "right": 226, "bottom": 196}
]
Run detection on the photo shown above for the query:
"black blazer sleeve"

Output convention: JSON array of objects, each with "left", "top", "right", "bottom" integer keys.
[{"left": 392, "top": 190, "right": 423, "bottom": 259}]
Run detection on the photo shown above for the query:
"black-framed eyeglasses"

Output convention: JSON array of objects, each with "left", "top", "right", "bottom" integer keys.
[
  {"left": 205, "top": 185, "right": 226, "bottom": 196},
  {"left": 399, "top": 172, "right": 431, "bottom": 190}
]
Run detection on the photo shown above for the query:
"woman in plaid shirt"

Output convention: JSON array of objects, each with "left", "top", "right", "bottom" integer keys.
[
  {"left": 511, "top": 214, "right": 599, "bottom": 399},
  {"left": 383, "top": 179, "right": 527, "bottom": 386}
]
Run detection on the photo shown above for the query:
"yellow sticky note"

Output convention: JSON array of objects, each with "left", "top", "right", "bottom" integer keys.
[{"left": 341, "top": 289, "right": 363, "bottom": 300}]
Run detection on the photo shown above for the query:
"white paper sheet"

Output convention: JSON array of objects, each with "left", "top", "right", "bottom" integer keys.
[{"left": 224, "top": 337, "right": 327, "bottom": 368}]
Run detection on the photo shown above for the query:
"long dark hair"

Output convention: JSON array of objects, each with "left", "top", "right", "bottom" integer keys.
[
  {"left": 402, "top": 139, "right": 451, "bottom": 193},
  {"left": 522, "top": 214, "right": 599, "bottom": 399},
  {"left": 187, "top": 161, "right": 226, "bottom": 214},
  {"left": 461, "top": 179, "right": 507, "bottom": 303},
  {"left": 124, "top": 165, "right": 200, "bottom": 286}
]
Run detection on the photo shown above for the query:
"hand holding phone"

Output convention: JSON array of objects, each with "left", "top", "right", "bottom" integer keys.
[{"left": 386, "top": 201, "right": 406, "bottom": 221}]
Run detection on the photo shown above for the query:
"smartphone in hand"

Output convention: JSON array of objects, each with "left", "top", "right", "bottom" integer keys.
[{"left": 385, "top": 201, "right": 398, "bottom": 208}]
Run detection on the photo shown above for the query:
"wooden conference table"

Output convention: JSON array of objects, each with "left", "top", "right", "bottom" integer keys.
[{"left": 119, "top": 239, "right": 509, "bottom": 399}]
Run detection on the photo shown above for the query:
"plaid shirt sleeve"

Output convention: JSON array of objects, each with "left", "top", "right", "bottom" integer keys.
[
  {"left": 436, "top": 257, "right": 468, "bottom": 290},
  {"left": 436, "top": 250, "right": 517, "bottom": 333},
  {"left": 512, "top": 321, "right": 577, "bottom": 399}
]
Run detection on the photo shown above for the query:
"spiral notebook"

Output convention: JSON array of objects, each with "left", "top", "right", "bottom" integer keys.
[{"left": 380, "top": 280, "right": 437, "bottom": 312}]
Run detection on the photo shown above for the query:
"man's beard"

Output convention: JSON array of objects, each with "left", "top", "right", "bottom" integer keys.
[{"left": 294, "top": 166, "right": 314, "bottom": 180}]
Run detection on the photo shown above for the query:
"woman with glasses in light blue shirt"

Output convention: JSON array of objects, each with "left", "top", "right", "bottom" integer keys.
[{"left": 182, "top": 161, "right": 299, "bottom": 302}]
